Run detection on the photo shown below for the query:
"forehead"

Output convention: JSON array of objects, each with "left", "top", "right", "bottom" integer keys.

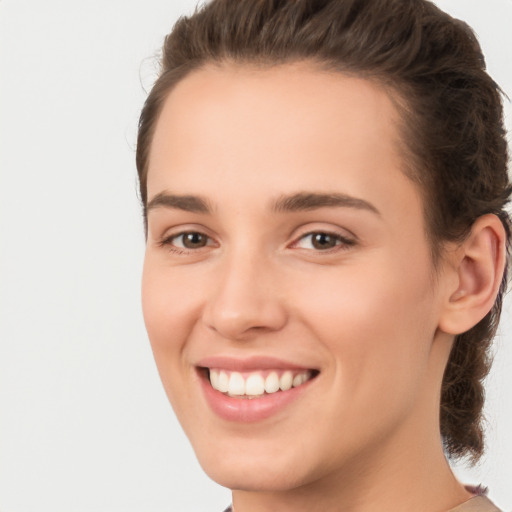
[
  {"left": 150, "top": 62, "right": 405, "bottom": 169},
  {"left": 147, "top": 62, "right": 422, "bottom": 225}
]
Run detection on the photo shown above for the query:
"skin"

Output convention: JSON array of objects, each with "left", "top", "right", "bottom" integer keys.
[{"left": 142, "top": 63, "right": 503, "bottom": 512}]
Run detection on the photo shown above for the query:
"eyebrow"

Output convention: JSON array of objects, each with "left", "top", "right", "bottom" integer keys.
[
  {"left": 271, "top": 192, "right": 380, "bottom": 215},
  {"left": 146, "top": 191, "right": 380, "bottom": 216},
  {"left": 146, "top": 192, "right": 212, "bottom": 214}
]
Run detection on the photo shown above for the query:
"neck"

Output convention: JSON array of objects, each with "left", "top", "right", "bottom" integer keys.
[{"left": 232, "top": 428, "right": 471, "bottom": 512}]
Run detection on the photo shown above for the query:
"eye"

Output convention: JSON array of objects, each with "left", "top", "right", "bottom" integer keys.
[
  {"left": 160, "top": 231, "right": 214, "bottom": 251},
  {"left": 292, "top": 231, "right": 355, "bottom": 251}
]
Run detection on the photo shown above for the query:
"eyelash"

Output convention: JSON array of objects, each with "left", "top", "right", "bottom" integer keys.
[
  {"left": 158, "top": 231, "right": 216, "bottom": 254},
  {"left": 290, "top": 231, "right": 356, "bottom": 252},
  {"left": 158, "top": 229, "right": 356, "bottom": 255}
]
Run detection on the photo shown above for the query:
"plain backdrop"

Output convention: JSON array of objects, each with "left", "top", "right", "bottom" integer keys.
[{"left": 0, "top": 1, "right": 511, "bottom": 511}]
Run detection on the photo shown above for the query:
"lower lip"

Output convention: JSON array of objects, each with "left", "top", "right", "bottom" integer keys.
[{"left": 199, "top": 372, "right": 314, "bottom": 423}]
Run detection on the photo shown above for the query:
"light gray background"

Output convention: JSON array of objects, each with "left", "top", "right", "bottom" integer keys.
[{"left": 0, "top": 1, "right": 511, "bottom": 511}]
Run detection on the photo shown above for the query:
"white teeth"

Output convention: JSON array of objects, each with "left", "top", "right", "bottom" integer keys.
[
  {"left": 228, "top": 372, "right": 245, "bottom": 396},
  {"left": 279, "top": 371, "right": 293, "bottom": 391},
  {"left": 218, "top": 370, "right": 229, "bottom": 393},
  {"left": 264, "top": 372, "right": 280, "bottom": 393},
  {"left": 209, "top": 368, "right": 314, "bottom": 397},
  {"left": 292, "top": 373, "right": 303, "bottom": 387},
  {"left": 293, "top": 371, "right": 311, "bottom": 387},
  {"left": 210, "top": 369, "right": 219, "bottom": 389},
  {"left": 245, "top": 373, "right": 265, "bottom": 396}
]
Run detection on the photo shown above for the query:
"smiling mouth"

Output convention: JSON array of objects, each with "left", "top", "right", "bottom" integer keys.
[{"left": 205, "top": 368, "right": 319, "bottom": 399}]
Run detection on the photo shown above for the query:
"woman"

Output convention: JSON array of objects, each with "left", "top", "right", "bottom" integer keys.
[{"left": 136, "top": 0, "right": 511, "bottom": 510}]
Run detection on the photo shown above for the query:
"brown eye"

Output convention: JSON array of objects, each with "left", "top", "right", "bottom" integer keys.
[
  {"left": 311, "top": 233, "right": 338, "bottom": 250},
  {"left": 293, "top": 231, "right": 355, "bottom": 252},
  {"left": 180, "top": 232, "right": 209, "bottom": 249},
  {"left": 160, "top": 231, "right": 213, "bottom": 252}
]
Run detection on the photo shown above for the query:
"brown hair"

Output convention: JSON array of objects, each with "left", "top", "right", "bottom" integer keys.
[{"left": 136, "top": 0, "right": 511, "bottom": 461}]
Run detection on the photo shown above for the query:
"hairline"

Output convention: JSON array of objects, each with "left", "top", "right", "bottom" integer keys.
[{"left": 141, "top": 59, "right": 442, "bottom": 252}]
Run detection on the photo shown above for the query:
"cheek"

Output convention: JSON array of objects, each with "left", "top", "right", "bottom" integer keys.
[
  {"left": 141, "top": 256, "right": 202, "bottom": 394},
  {"left": 297, "top": 254, "right": 437, "bottom": 410},
  {"left": 142, "top": 256, "right": 199, "bottom": 347},
  {"left": 141, "top": 258, "right": 207, "bottom": 422}
]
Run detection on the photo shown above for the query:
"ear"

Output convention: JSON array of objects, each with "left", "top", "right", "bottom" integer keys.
[{"left": 438, "top": 214, "right": 507, "bottom": 336}]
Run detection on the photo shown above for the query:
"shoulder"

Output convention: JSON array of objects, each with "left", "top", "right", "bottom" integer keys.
[
  {"left": 221, "top": 498, "right": 502, "bottom": 512},
  {"left": 448, "top": 495, "right": 502, "bottom": 512}
]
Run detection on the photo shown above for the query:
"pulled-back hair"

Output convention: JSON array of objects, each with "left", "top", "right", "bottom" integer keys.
[{"left": 136, "top": 0, "right": 511, "bottom": 461}]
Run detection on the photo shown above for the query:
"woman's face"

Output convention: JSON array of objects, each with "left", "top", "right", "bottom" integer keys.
[{"left": 142, "top": 64, "right": 453, "bottom": 491}]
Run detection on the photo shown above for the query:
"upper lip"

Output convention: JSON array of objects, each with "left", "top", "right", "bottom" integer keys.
[{"left": 196, "top": 355, "right": 317, "bottom": 372}]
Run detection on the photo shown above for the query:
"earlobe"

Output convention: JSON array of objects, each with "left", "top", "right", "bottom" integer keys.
[{"left": 438, "top": 214, "right": 506, "bottom": 336}]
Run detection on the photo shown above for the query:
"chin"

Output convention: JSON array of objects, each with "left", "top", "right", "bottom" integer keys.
[
  {"left": 202, "top": 460, "right": 310, "bottom": 493},
  {"left": 191, "top": 436, "right": 325, "bottom": 493}
]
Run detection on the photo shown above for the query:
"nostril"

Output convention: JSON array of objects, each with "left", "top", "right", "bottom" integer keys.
[
  {"left": 201, "top": 272, "right": 288, "bottom": 340},
  {"left": 203, "top": 313, "right": 287, "bottom": 341}
]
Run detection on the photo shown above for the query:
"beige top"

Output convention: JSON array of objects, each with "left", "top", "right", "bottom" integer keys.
[
  {"left": 448, "top": 496, "right": 502, "bottom": 512},
  {"left": 223, "top": 495, "right": 503, "bottom": 512}
]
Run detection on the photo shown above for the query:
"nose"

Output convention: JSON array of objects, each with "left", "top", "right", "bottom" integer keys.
[{"left": 202, "top": 250, "right": 288, "bottom": 341}]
